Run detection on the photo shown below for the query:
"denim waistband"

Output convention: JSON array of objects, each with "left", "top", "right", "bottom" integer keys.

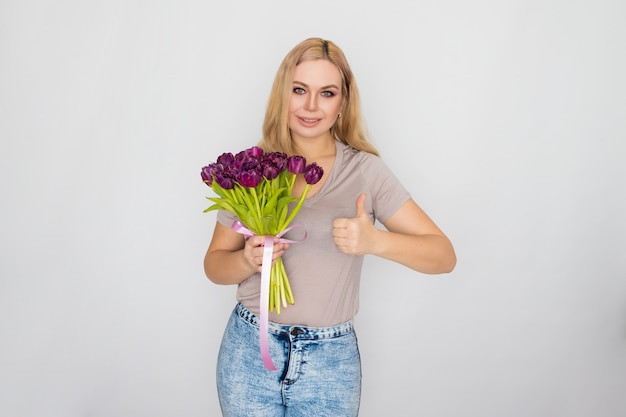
[{"left": 235, "top": 302, "right": 354, "bottom": 340}]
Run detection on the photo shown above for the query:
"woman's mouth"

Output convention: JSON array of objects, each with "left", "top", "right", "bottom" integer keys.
[{"left": 298, "top": 116, "right": 321, "bottom": 126}]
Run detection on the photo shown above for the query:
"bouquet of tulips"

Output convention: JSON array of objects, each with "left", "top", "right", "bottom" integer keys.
[{"left": 201, "top": 146, "right": 324, "bottom": 313}]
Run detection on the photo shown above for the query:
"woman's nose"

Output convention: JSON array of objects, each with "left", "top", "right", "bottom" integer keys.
[{"left": 304, "top": 94, "right": 318, "bottom": 111}]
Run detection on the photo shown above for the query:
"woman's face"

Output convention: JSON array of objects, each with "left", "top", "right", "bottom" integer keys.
[{"left": 288, "top": 59, "right": 344, "bottom": 143}]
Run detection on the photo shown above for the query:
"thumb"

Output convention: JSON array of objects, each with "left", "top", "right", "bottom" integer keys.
[{"left": 354, "top": 193, "right": 368, "bottom": 218}]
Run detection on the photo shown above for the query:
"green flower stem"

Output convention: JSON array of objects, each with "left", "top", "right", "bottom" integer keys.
[
  {"left": 268, "top": 259, "right": 294, "bottom": 313},
  {"left": 279, "top": 184, "right": 311, "bottom": 232},
  {"left": 231, "top": 186, "right": 244, "bottom": 205},
  {"left": 287, "top": 173, "right": 296, "bottom": 192},
  {"left": 276, "top": 262, "right": 284, "bottom": 312},
  {"left": 274, "top": 270, "right": 281, "bottom": 314},
  {"left": 250, "top": 187, "right": 263, "bottom": 224},
  {"left": 278, "top": 262, "right": 287, "bottom": 308},
  {"left": 270, "top": 276, "right": 277, "bottom": 313},
  {"left": 279, "top": 259, "right": 294, "bottom": 304}
]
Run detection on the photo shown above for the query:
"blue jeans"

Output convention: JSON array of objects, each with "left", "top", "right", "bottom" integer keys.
[{"left": 216, "top": 303, "right": 361, "bottom": 417}]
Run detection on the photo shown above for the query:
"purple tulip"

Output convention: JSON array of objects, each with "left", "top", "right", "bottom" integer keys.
[
  {"left": 288, "top": 155, "right": 306, "bottom": 174},
  {"left": 275, "top": 154, "right": 288, "bottom": 172},
  {"left": 245, "top": 146, "right": 264, "bottom": 158},
  {"left": 303, "top": 163, "right": 324, "bottom": 185},
  {"left": 208, "top": 162, "right": 223, "bottom": 175},
  {"left": 200, "top": 165, "right": 213, "bottom": 186},
  {"left": 232, "top": 154, "right": 259, "bottom": 176},
  {"left": 216, "top": 152, "right": 235, "bottom": 168},
  {"left": 234, "top": 150, "right": 247, "bottom": 161},
  {"left": 237, "top": 169, "right": 263, "bottom": 188},
  {"left": 263, "top": 152, "right": 288, "bottom": 173},
  {"left": 262, "top": 163, "right": 280, "bottom": 180},
  {"left": 239, "top": 156, "right": 260, "bottom": 172},
  {"left": 214, "top": 172, "right": 235, "bottom": 189}
]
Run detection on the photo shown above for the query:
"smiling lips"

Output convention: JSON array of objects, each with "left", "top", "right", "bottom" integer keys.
[{"left": 298, "top": 116, "right": 321, "bottom": 125}]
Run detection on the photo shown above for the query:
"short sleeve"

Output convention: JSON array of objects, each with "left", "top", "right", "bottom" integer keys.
[
  {"left": 216, "top": 209, "right": 238, "bottom": 228},
  {"left": 359, "top": 154, "right": 411, "bottom": 223}
]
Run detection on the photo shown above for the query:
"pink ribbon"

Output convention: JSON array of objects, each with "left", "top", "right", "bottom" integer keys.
[{"left": 231, "top": 220, "right": 306, "bottom": 371}]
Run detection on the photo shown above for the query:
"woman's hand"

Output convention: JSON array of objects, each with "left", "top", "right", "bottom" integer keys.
[
  {"left": 204, "top": 222, "right": 289, "bottom": 285},
  {"left": 332, "top": 193, "right": 456, "bottom": 274},
  {"left": 243, "top": 235, "right": 289, "bottom": 273},
  {"left": 332, "top": 194, "right": 379, "bottom": 256}
]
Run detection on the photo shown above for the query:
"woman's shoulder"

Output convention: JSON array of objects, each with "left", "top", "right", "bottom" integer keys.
[
  {"left": 338, "top": 140, "right": 382, "bottom": 166},
  {"left": 339, "top": 143, "right": 393, "bottom": 181}
]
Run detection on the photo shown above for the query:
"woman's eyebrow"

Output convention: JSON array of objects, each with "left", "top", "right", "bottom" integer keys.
[{"left": 293, "top": 81, "right": 340, "bottom": 90}]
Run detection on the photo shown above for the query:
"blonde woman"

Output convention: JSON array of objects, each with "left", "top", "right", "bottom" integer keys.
[{"left": 204, "top": 37, "right": 456, "bottom": 416}]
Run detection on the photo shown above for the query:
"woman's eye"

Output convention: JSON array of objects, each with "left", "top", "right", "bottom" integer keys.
[
  {"left": 293, "top": 87, "right": 306, "bottom": 94},
  {"left": 321, "top": 91, "right": 335, "bottom": 97}
]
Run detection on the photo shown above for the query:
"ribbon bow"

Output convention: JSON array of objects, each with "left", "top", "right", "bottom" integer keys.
[{"left": 231, "top": 220, "right": 306, "bottom": 370}]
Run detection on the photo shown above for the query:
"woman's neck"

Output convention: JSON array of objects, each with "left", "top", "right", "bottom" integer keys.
[
  {"left": 290, "top": 137, "right": 337, "bottom": 199},
  {"left": 293, "top": 135, "right": 336, "bottom": 161}
]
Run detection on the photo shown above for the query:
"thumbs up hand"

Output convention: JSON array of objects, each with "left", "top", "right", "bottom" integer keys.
[{"left": 332, "top": 193, "right": 378, "bottom": 256}]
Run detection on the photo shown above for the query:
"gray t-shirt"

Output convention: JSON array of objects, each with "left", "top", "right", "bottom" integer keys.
[{"left": 217, "top": 141, "right": 410, "bottom": 326}]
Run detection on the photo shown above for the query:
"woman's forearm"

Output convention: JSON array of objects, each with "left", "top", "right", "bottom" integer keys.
[
  {"left": 204, "top": 248, "right": 256, "bottom": 285},
  {"left": 371, "top": 229, "right": 456, "bottom": 274}
]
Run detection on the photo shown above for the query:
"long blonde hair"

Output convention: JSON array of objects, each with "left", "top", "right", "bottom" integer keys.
[{"left": 258, "top": 38, "right": 379, "bottom": 157}]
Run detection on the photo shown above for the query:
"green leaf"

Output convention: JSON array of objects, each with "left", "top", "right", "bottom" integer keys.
[
  {"left": 261, "top": 188, "right": 287, "bottom": 217},
  {"left": 261, "top": 216, "right": 279, "bottom": 235},
  {"left": 245, "top": 211, "right": 263, "bottom": 234},
  {"left": 203, "top": 204, "right": 222, "bottom": 213}
]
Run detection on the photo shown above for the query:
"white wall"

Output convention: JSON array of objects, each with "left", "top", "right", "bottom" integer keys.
[{"left": 1, "top": 1, "right": 624, "bottom": 416}]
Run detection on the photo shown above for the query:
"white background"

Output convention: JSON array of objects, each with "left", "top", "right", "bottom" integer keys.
[{"left": 1, "top": 1, "right": 625, "bottom": 416}]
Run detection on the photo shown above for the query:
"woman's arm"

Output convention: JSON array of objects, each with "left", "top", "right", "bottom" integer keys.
[
  {"left": 332, "top": 194, "right": 456, "bottom": 274},
  {"left": 204, "top": 221, "right": 289, "bottom": 285}
]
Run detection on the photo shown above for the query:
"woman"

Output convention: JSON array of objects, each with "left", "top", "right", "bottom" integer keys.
[{"left": 204, "top": 37, "right": 456, "bottom": 417}]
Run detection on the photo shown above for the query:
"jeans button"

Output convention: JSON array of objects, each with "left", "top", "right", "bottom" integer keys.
[{"left": 290, "top": 327, "right": 305, "bottom": 336}]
